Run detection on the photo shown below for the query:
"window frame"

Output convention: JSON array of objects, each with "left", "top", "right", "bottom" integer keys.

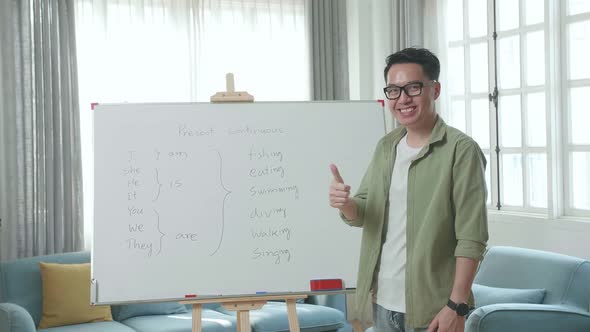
[
  {"left": 561, "top": 2, "right": 590, "bottom": 217},
  {"left": 494, "top": 0, "right": 550, "bottom": 213}
]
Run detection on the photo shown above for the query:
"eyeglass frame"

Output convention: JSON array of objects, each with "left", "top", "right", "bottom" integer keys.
[{"left": 382, "top": 80, "right": 438, "bottom": 100}]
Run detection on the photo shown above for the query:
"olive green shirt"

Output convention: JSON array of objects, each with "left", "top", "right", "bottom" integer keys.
[{"left": 343, "top": 116, "right": 489, "bottom": 328}]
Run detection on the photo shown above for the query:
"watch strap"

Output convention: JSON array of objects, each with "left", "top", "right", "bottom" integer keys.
[{"left": 447, "top": 299, "right": 469, "bottom": 316}]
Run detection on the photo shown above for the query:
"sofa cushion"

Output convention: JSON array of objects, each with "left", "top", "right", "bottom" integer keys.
[
  {"left": 112, "top": 302, "right": 188, "bottom": 321},
  {"left": 38, "top": 262, "right": 112, "bottom": 329},
  {"left": 38, "top": 321, "right": 136, "bottom": 332},
  {"left": 120, "top": 309, "right": 236, "bottom": 332},
  {"left": 0, "top": 251, "right": 90, "bottom": 326},
  {"left": 217, "top": 302, "right": 345, "bottom": 332},
  {"left": 472, "top": 283, "right": 546, "bottom": 308}
]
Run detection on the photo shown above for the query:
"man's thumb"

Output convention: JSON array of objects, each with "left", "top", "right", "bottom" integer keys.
[{"left": 330, "top": 164, "right": 344, "bottom": 184}]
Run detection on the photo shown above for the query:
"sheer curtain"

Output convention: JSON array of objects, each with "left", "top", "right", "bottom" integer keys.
[
  {"left": 74, "top": 0, "right": 310, "bottom": 248},
  {"left": 424, "top": 0, "right": 449, "bottom": 119}
]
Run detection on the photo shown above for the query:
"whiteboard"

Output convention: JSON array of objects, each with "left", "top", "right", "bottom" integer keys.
[{"left": 92, "top": 101, "right": 385, "bottom": 304}]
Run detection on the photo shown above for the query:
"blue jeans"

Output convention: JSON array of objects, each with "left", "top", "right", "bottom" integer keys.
[{"left": 372, "top": 303, "right": 429, "bottom": 332}]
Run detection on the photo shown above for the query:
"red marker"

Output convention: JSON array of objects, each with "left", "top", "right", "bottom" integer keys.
[{"left": 184, "top": 294, "right": 198, "bottom": 298}]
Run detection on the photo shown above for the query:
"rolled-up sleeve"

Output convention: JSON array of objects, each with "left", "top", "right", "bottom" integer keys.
[{"left": 452, "top": 138, "right": 489, "bottom": 260}]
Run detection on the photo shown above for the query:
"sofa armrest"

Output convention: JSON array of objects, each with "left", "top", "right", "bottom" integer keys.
[
  {"left": 306, "top": 294, "right": 348, "bottom": 318},
  {"left": 0, "top": 303, "right": 36, "bottom": 332},
  {"left": 466, "top": 303, "right": 590, "bottom": 332}
]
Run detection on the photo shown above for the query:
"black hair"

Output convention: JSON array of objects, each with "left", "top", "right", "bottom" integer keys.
[{"left": 383, "top": 47, "right": 441, "bottom": 82}]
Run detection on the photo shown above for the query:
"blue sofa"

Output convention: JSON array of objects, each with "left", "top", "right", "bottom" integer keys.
[
  {"left": 0, "top": 251, "right": 351, "bottom": 332},
  {"left": 363, "top": 246, "right": 590, "bottom": 332},
  {"left": 466, "top": 246, "right": 590, "bottom": 332}
]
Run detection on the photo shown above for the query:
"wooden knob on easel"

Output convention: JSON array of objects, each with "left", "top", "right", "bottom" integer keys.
[
  {"left": 210, "top": 73, "right": 254, "bottom": 102},
  {"left": 226, "top": 73, "right": 235, "bottom": 93}
]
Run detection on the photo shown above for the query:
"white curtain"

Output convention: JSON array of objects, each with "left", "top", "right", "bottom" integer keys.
[
  {"left": 418, "top": 0, "right": 448, "bottom": 120},
  {"left": 74, "top": 0, "right": 310, "bottom": 248}
]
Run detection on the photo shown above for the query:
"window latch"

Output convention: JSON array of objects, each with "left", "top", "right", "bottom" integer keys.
[{"left": 488, "top": 87, "right": 499, "bottom": 108}]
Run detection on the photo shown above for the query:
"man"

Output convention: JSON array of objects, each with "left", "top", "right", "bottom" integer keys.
[{"left": 329, "top": 48, "right": 488, "bottom": 332}]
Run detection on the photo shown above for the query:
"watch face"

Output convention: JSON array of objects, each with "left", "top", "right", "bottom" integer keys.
[{"left": 456, "top": 303, "right": 469, "bottom": 316}]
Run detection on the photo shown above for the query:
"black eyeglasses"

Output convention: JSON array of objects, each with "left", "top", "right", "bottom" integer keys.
[{"left": 383, "top": 80, "right": 437, "bottom": 100}]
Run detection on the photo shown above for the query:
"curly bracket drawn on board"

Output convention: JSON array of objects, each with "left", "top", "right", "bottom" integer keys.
[
  {"left": 210, "top": 150, "right": 232, "bottom": 256},
  {"left": 154, "top": 209, "right": 165, "bottom": 256},
  {"left": 152, "top": 168, "right": 163, "bottom": 202}
]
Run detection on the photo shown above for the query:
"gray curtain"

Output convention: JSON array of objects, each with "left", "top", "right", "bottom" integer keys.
[
  {"left": 310, "top": 0, "right": 349, "bottom": 100},
  {"left": 390, "top": 0, "right": 425, "bottom": 51},
  {"left": 0, "top": 0, "right": 84, "bottom": 261}
]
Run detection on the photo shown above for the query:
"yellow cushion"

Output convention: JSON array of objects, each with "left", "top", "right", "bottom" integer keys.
[{"left": 38, "top": 262, "right": 112, "bottom": 329}]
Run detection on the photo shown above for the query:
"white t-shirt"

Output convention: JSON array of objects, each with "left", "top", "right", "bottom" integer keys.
[{"left": 376, "top": 134, "right": 423, "bottom": 313}]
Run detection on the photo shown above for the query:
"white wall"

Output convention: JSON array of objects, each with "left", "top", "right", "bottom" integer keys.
[{"left": 489, "top": 213, "right": 590, "bottom": 260}]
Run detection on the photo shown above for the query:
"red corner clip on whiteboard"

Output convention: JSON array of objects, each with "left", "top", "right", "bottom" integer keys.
[{"left": 310, "top": 279, "right": 344, "bottom": 291}]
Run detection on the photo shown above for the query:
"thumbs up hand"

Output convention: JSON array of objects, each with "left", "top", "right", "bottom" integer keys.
[{"left": 329, "top": 164, "right": 351, "bottom": 209}]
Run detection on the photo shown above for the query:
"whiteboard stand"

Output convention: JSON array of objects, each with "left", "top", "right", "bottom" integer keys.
[
  {"left": 181, "top": 294, "right": 307, "bottom": 332},
  {"left": 210, "top": 73, "right": 254, "bottom": 102}
]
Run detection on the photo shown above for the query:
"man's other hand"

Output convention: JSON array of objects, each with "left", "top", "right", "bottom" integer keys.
[{"left": 427, "top": 305, "right": 465, "bottom": 332}]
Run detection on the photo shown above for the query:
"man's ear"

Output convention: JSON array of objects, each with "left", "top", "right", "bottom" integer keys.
[{"left": 434, "top": 81, "right": 441, "bottom": 100}]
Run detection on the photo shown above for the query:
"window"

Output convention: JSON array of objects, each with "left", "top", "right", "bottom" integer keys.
[
  {"left": 564, "top": 0, "right": 590, "bottom": 216},
  {"left": 441, "top": 0, "right": 590, "bottom": 218},
  {"left": 495, "top": 0, "right": 548, "bottom": 211}
]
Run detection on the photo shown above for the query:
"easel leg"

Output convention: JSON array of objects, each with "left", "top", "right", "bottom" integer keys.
[
  {"left": 222, "top": 301, "right": 265, "bottom": 332},
  {"left": 237, "top": 310, "right": 251, "bottom": 332},
  {"left": 192, "top": 303, "right": 203, "bottom": 332},
  {"left": 350, "top": 319, "right": 363, "bottom": 332},
  {"left": 286, "top": 299, "right": 301, "bottom": 332}
]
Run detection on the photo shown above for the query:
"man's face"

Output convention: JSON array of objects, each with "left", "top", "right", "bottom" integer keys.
[{"left": 385, "top": 63, "right": 440, "bottom": 131}]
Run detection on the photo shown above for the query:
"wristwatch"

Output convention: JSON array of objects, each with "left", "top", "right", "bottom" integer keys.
[{"left": 447, "top": 299, "right": 469, "bottom": 316}]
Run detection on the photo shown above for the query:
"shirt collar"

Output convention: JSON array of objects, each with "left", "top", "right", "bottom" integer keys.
[
  {"left": 390, "top": 114, "right": 447, "bottom": 147},
  {"left": 428, "top": 115, "right": 447, "bottom": 145}
]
